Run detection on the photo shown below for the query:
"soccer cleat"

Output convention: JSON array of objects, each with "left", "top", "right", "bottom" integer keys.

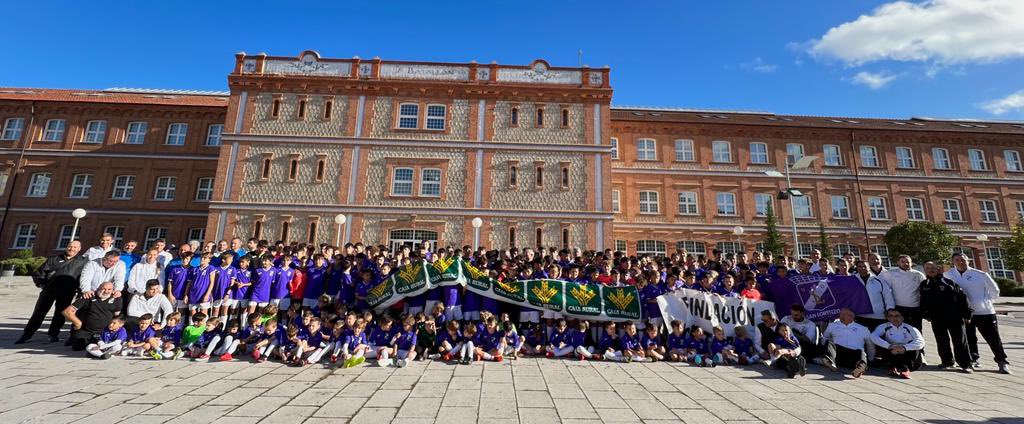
[
  {"left": 546, "top": 352, "right": 554, "bottom": 358},
  {"left": 396, "top": 359, "right": 407, "bottom": 368},
  {"left": 352, "top": 357, "right": 365, "bottom": 367},
  {"left": 150, "top": 350, "right": 164, "bottom": 360},
  {"left": 198, "top": 354, "right": 210, "bottom": 360},
  {"left": 172, "top": 349, "right": 185, "bottom": 360},
  {"left": 961, "top": 367, "right": 975, "bottom": 374},
  {"left": 493, "top": 355, "right": 503, "bottom": 362},
  {"left": 252, "top": 350, "right": 261, "bottom": 361},
  {"left": 693, "top": 354, "right": 703, "bottom": 366},
  {"left": 442, "top": 352, "right": 452, "bottom": 362},
  {"left": 342, "top": 358, "right": 353, "bottom": 368},
  {"left": 852, "top": 360, "right": 867, "bottom": 378},
  {"left": 378, "top": 358, "right": 392, "bottom": 368},
  {"left": 705, "top": 358, "right": 715, "bottom": 368},
  {"left": 428, "top": 353, "right": 440, "bottom": 360},
  {"left": 899, "top": 370, "right": 911, "bottom": 379},
  {"left": 219, "top": 353, "right": 233, "bottom": 362}
]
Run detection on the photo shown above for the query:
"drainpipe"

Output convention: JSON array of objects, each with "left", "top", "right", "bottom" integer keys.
[{"left": 849, "top": 130, "right": 871, "bottom": 252}]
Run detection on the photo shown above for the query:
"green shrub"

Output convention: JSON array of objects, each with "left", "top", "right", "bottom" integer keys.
[
  {"left": 1, "top": 250, "right": 46, "bottom": 276},
  {"left": 994, "top": 278, "right": 1024, "bottom": 297}
]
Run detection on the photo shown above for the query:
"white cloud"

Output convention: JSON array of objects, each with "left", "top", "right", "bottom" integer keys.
[
  {"left": 809, "top": 0, "right": 1024, "bottom": 66},
  {"left": 981, "top": 89, "right": 1024, "bottom": 115},
  {"left": 739, "top": 57, "right": 778, "bottom": 73},
  {"left": 849, "top": 71, "right": 899, "bottom": 89}
]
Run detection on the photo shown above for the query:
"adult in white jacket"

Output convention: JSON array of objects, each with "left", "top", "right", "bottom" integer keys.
[
  {"left": 879, "top": 255, "right": 926, "bottom": 331},
  {"left": 853, "top": 260, "right": 894, "bottom": 330},
  {"left": 944, "top": 253, "right": 1010, "bottom": 374},
  {"left": 78, "top": 251, "right": 126, "bottom": 298},
  {"left": 126, "top": 248, "right": 165, "bottom": 312},
  {"left": 871, "top": 308, "right": 925, "bottom": 378}
]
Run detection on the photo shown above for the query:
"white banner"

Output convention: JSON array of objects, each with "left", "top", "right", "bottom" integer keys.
[{"left": 656, "top": 288, "right": 776, "bottom": 337}]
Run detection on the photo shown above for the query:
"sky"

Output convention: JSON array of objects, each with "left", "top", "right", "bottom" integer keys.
[{"left": 2, "top": 0, "right": 1023, "bottom": 120}]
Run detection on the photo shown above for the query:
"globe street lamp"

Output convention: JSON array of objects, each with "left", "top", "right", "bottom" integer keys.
[
  {"left": 978, "top": 234, "right": 989, "bottom": 262},
  {"left": 472, "top": 217, "right": 483, "bottom": 250},
  {"left": 732, "top": 226, "right": 744, "bottom": 253},
  {"left": 71, "top": 208, "right": 87, "bottom": 241},
  {"left": 334, "top": 214, "right": 347, "bottom": 247},
  {"left": 764, "top": 155, "right": 818, "bottom": 258}
]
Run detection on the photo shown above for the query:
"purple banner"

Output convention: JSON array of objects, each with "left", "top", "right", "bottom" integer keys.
[{"left": 767, "top": 274, "right": 872, "bottom": 322}]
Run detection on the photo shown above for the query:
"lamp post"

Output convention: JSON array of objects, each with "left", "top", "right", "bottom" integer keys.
[
  {"left": 764, "top": 155, "right": 817, "bottom": 259},
  {"left": 71, "top": 208, "right": 87, "bottom": 241},
  {"left": 471, "top": 217, "right": 483, "bottom": 250},
  {"left": 333, "top": 214, "right": 347, "bottom": 247},
  {"left": 732, "top": 225, "right": 744, "bottom": 253},
  {"left": 978, "top": 234, "right": 989, "bottom": 264}
]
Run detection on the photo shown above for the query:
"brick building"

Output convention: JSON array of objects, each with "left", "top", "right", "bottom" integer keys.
[{"left": 1, "top": 51, "right": 1022, "bottom": 279}]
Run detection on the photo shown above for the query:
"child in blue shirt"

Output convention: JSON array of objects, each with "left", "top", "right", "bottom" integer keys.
[
  {"left": 598, "top": 322, "right": 628, "bottom": 362},
  {"left": 545, "top": 319, "right": 573, "bottom": 358},
  {"left": 570, "top": 321, "right": 594, "bottom": 360},
  {"left": 641, "top": 324, "right": 665, "bottom": 362},
  {"left": 191, "top": 317, "right": 223, "bottom": 360},
  {"left": 437, "top": 320, "right": 463, "bottom": 362},
  {"left": 471, "top": 316, "right": 504, "bottom": 363},
  {"left": 709, "top": 326, "right": 736, "bottom": 365},
  {"left": 620, "top": 321, "right": 647, "bottom": 362},
  {"left": 123, "top": 314, "right": 158, "bottom": 357},
  {"left": 236, "top": 314, "right": 262, "bottom": 357},
  {"left": 341, "top": 321, "right": 369, "bottom": 368},
  {"left": 770, "top": 323, "right": 806, "bottom": 378},
  {"left": 731, "top": 326, "right": 758, "bottom": 365},
  {"left": 251, "top": 319, "right": 281, "bottom": 362},
  {"left": 87, "top": 317, "right": 128, "bottom": 359},
  {"left": 522, "top": 325, "right": 546, "bottom": 357},
  {"left": 502, "top": 321, "right": 521, "bottom": 360},
  {"left": 157, "top": 312, "right": 184, "bottom": 360},
  {"left": 366, "top": 316, "right": 395, "bottom": 366},
  {"left": 685, "top": 326, "right": 712, "bottom": 367},
  {"left": 392, "top": 316, "right": 419, "bottom": 367},
  {"left": 459, "top": 324, "right": 478, "bottom": 365}
]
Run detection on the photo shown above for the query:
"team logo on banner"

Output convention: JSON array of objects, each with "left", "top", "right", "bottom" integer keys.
[
  {"left": 565, "top": 282, "right": 600, "bottom": 316},
  {"left": 493, "top": 279, "right": 526, "bottom": 303},
  {"left": 526, "top": 280, "right": 564, "bottom": 311},
  {"left": 602, "top": 286, "right": 641, "bottom": 320},
  {"left": 366, "top": 280, "right": 394, "bottom": 307},
  {"left": 462, "top": 262, "right": 493, "bottom": 292},
  {"left": 428, "top": 257, "right": 459, "bottom": 285},
  {"left": 394, "top": 262, "right": 426, "bottom": 295}
]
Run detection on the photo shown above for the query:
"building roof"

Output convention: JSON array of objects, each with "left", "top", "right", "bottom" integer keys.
[
  {"left": 0, "top": 87, "right": 229, "bottom": 107},
  {"left": 611, "top": 106, "right": 1024, "bottom": 135}
]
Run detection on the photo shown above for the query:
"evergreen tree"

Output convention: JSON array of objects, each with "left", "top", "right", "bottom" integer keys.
[
  {"left": 884, "top": 221, "right": 959, "bottom": 264},
  {"left": 817, "top": 221, "right": 833, "bottom": 260},
  {"left": 762, "top": 203, "right": 785, "bottom": 257}
]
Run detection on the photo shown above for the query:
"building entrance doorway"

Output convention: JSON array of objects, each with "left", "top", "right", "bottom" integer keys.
[{"left": 388, "top": 229, "right": 438, "bottom": 252}]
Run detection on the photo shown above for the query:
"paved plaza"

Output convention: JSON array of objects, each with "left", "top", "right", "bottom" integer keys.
[{"left": 0, "top": 278, "right": 1022, "bottom": 424}]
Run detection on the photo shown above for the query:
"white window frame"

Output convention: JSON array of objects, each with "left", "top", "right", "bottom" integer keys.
[
  {"left": 895, "top": 146, "right": 915, "bottom": 169},
  {"left": 636, "top": 240, "right": 666, "bottom": 257},
  {"left": 755, "top": 193, "right": 773, "bottom": 217},
  {"left": 932, "top": 148, "right": 952, "bottom": 170},
  {"left": 205, "top": 124, "right": 224, "bottom": 146},
  {"left": 833, "top": 244, "right": 861, "bottom": 262},
  {"left": 968, "top": 149, "right": 987, "bottom": 171},
  {"left": 425, "top": 104, "right": 446, "bottom": 130},
  {"left": 943, "top": 199, "right": 963, "bottom": 222},
  {"left": 1004, "top": 150, "right": 1023, "bottom": 172},
  {"left": 986, "top": 247, "right": 1015, "bottom": 280},
  {"left": 1017, "top": 200, "right": 1024, "bottom": 221},
  {"left": 611, "top": 190, "right": 621, "bottom": 213},
  {"left": 419, "top": 168, "right": 442, "bottom": 197},
  {"left": 676, "top": 241, "right": 706, "bottom": 255},
  {"left": 637, "top": 138, "right": 657, "bottom": 161},
  {"left": 793, "top": 195, "right": 813, "bottom": 218},
  {"left": 56, "top": 224, "right": 81, "bottom": 250},
  {"left": 144, "top": 227, "right": 168, "bottom": 249},
  {"left": 639, "top": 190, "right": 660, "bottom": 214},
  {"left": 391, "top": 167, "right": 414, "bottom": 196},
  {"left": 823, "top": 144, "right": 842, "bottom": 166},
  {"left": 42, "top": 119, "right": 65, "bottom": 142},
  {"left": 68, "top": 174, "right": 93, "bottom": 199},
  {"left": 712, "top": 140, "right": 732, "bottom": 163},
  {"left": 749, "top": 142, "right": 769, "bottom": 164},
  {"left": 103, "top": 226, "right": 125, "bottom": 249},
  {"left": 26, "top": 172, "right": 51, "bottom": 197},
  {"left": 125, "top": 121, "right": 148, "bottom": 144},
  {"left": 786, "top": 143, "right": 805, "bottom": 165},
  {"left": 188, "top": 228, "right": 206, "bottom": 243},
  {"left": 615, "top": 240, "right": 627, "bottom": 253},
  {"left": 867, "top": 196, "right": 889, "bottom": 220},
  {"left": 673, "top": 139, "right": 694, "bottom": 162},
  {"left": 165, "top": 123, "right": 188, "bottom": 146},
  {"left": 831, "top": 195, "right": 851, "bottom": 219},
  {"left": 716, "top": 242, "right": 741, "bottom": 255},
  {"left": 83, "top": 120, "right": 107, "bottom": 144},
  {"left": 871, "top": 245, "right": 893, "bottom": 268},
  {"left": 979, "top": 200, "right": 1000, "bottom": 223},
  {"left": 153, "top": 176, "right": 177, "bottom": 201},
  {"left": 12, "top": 223, "right": 37, "bottom": 249},
  {"left": 860, "top": 145, "right": 879, "bottom": 167},
  {"left": 610, "top": 138, "right": 619, "bottom": 160},
  {"left": 112, "top": 175, "right": 136, "bottom": 200},
  {"left": 677, "top": 192, "right": 699, "bottom": 215},
  {"left": 398, "top": 103, "right": 419, "bottom": 129},
  {"left": 1, "top": 117, "right": 24, "bottom": 141},
  {"left": 716, "top": 192, "right": 737, "bottom": 216},
  {"left": 905, "top": 198, "right": 926, "bottom": 221},
  {"left": 195, "top": 177, "right": 215, "bottom": 201}
]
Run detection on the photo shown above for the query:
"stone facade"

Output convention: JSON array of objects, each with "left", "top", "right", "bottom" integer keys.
[
  {"left": 368, "top": 97, "right": 471, "bottom": 141},
  {"left": 363, "top": 147, "right": 467, "bottom": 208},
  {"left": 238, "top": 144, "right": 344, "bottom": 204},
  {"left": 488, "top": 219, "right": 588, "bottom": 249},
  {"left": 231, "top": 211, "right": 333, "bottom": 245},
  {"left": 492, "top": 102, "right": 586, "bottom": 145},
  {"left": 250, "top": 93, "right": 349, "bottom": 137},
  {"left": 489, "top": 151, "right": 589, "bottom": 211}
]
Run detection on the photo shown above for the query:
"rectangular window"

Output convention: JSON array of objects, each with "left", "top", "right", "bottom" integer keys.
[
  {"left": 125, "top": 122, "right": 148, "bottom": 144},
  {"left": 831, "top": 195, "right": 850, "bottom": 219},
  {"left": 43, "top": 119, "right": 66, "bottom": 142},
  {"left": 165, "top": 123, "right": 188, "bottom": 145},
  {"left": 610, "top": 138, "right": 619, "bottom": 160},
  {"left": 560, "top": 164, "right": 569, "bottom": 189},
  {"left": 823, "top": 145, "right": 842, "bottom": 166},
  {"left": 508, "top": 163, "right": 518, "bottom": 187},
  {"left": 868, "top": 196, "right": 889, "bottom": 220},
  {"left": 535, "top": 165, "right": 544, "bottom": 188},
  {"left": 315, "top": 158, "right": 326, "bottom": 182},
  {"left": 979, "top": 200, "right": 1000, "bottom": 223},
  {"left": 716, "top": 192, "right": 737, "bottom": 216},
  {"left": 297, "top": 99, "right": 307, "bottom": 119},
  {"left": 755, "top": 193, "right": 773, "bottom": 217},
  {"left": 871, "top": 245, "right": 893, "bottom": 268},
  {"left": 188, "top": 228, "right": 207, "bottom": 243},
  {"left": 943, "top": 199, "right": 963, "bottom": 222},
  {"left": 144, "top": 227, "right": 168, "bottom": 249},
  {"left": 987, "top": 247, "right": 1015, "bottom": 280},
  {"left": 510, "top": 107, "right": 519, "bottom": 126},
  {"left": 786, "top": 143, "right": 805, "bottom": 165},
  {"left": 69, "top": 174, "right": 93, "bottom": 198},
  {"left": 271, "top": 98, "right": 281, "bottom": 118},
  {"left": 205, "top": 124, "right": 223, "bottom": 146},
  {"left": 1017, "top": 200, "right": 1024, "bottom": 220},
  {"left": 639, "top": 191, "right": 660, "bottom": 214},
  {"left": 674, "top": 139, "right": 694, "bottom": 162},
  {"left": 425, "top": 104, "right": 446, "bottom": 130},
  {"left": 716, "top": 242, "right": 741, "bottom": 254},
  {"left": 508, "top": 227, "right": 516, "bottom": 248},
  {"left": 536, "top": 108, "right": 545, "bottom": 127},
  {"left": 261, "top": 155, "right": 272, "bottom": 180},
  {"left": 56, "top": 224, "right": 81, "bottom": 250},
  {"left": 112, "top": 175, "right": 136, "bottom": 200},
  {"left": 398, "top": 103, "right": 419, "bottom": 129},
  {"left": 932, "top": 148, "right": 951, "bottom": 169},
  {"left": 12, "top": 223, "right": 37, "bottom": 249},
  {"left": 860, "top": 145, "right": 879, "bottom": 167},
  {"left": 280, "top": 221, "right": 291, "bottom": 242},
  {"left": 895, "top": 147, "right": 915, "bottom": 168},
  {"left": 153, "top": 176, "right": 177, "bottom": 200},
  {"left": 968, "top": 149, "right": 987, "bottom": 170},
  {"left": 392, "top": 167, "right": 414, "bottom": 196},
  {"left": 612, "top": 190, "right": 621, "bottom": 213},
  {"left": 324, "top": 100, "right": 333, "bottom": 119},
  {"left": 712, "top": 141, "right": 732, "bottom": 163},
  {"left": 103, "top": 226, "right": 125, "bottom": 249},
  {"left": 833, "top": 245, "right": 861, "bottom": 262},
  {"left": 676, "top": 241, "right": 706, "bottom": 255},
  {"left": 195, "top": 177, "right": 215, "bottom": 201},
  {"left": 905, "top": 198, "right": 925, "bottom": 220},
  {"left": 288, "top": 157, "right": 299, "bottom": 181},
  {"left": 636, "top": 240, "right": 666, "bottom": 256},
  {"left": 615, "top": 240, "right": 627, "bottom": 253},
  {"left": 637, "top": 139, "right": 657, "bottom": 161},
  {"left": 1005, "top": 150, "right": 1023, "bottom": 172},
  {"left": 420, "top": 168, "right": 442, "bottom": 196},
  {"left": 26, "top": 172, "right": 51, "bottom": 197},
  {"left": 793, "top": 195, "right": 813, "bottom": 218},
  {"left": 749, "top": 142, "right": 769, "bottom": 164},
  {"left": 1, "top": 117, "right": 24, "bottom": 141},
  {"left": 677, "top": 192, "right": 699, "bottom": 215},
  {"left": 83, "top": 120, "right": 107, "bottom": 143}
]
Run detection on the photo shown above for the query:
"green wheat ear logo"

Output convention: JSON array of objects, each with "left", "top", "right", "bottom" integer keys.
[
  {"left": 398, "top": 262, "right": 422, "bottom": 283},
  {"left": 497, "top": 280, "right": 520, "bottom": 294},
  {"left": 607, "top": 288, "right": 635, "bottom": 310},
  {"left": 531, "top": 281, "right": 559, "bottom": 304},
  {"left": 433, "top": 257, "right": 454, "bottom": 272},
  {"left": 464, "top": 262, "right": 487, "bottom": 279},
  {"left": 369, "top": 280, "right": 390, "bottom": 298},
  {"left": 569, "top": 284, "right": 596, "bottom": 306}
]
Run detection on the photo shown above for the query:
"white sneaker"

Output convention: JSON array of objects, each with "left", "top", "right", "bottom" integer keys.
[
  {"left": 378, "top": 358, "right": 393, "bottom": 368},
  {"left": 427, "top": 353, "right": 440, "bottom": 360},
  {"left": 999, "top": 363, "right": 1012, "bottom": 375},
  {"left": 396, "top": 359, "right": 407, "bottom": 368}
]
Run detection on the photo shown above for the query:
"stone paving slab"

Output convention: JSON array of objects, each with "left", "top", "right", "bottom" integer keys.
[{"left": 0, "top": 280, "right": 1023, "bottom": 423}]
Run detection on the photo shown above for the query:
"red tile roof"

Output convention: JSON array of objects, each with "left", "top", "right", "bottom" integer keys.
[{"left": 0, "top": 88, "right": 229, "bottom": 108}]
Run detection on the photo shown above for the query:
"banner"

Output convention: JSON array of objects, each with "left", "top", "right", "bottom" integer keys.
[
  {"left": 766, "top": 274, "right": 873, "bottom": 322},
  {"left": 366, "top": 259, "right": 643, "bottom": 322},
  {"left": 657, "top": 288, "right": 775, "bottom": 337}
]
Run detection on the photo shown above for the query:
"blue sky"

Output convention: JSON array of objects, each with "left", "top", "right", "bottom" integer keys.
[{"left": 3, "top": 1, "right": 1022, "bottom": 120}]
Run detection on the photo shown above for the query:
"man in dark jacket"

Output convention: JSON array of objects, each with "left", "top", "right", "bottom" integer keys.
[
  {"left": 16, "top": 240, "right": 89, "bottom": 344},
  {"left": 919, "top": 261, "right": 973, "bottom": 372}
]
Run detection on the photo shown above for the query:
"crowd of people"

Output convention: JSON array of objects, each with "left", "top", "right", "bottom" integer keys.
[{"left": 15, "top": 233, "right": 1012, "bottom": 379}]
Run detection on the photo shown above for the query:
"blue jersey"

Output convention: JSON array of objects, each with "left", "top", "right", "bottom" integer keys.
[
  {"left": 710, "top": 337, "right": 731, "bottom": 355},
  {"left": 166, "top": 265, "right": 190, "bottom": 299},
  {"left": 474, "top": 329, "right": 502, "bottom": 351},
  {"left": 505, "top": 331, "right": 520, "bottom": 348},
  {"left": 641, "top": 332, "right": 661, "bottom": 349},
  {"left": 304, "top": 264, "right": 328, "bottom": 300},
  {"left": 130, "top": 326, "right": 156, "bottom": 344},
  {"left": 212, "top": 266, "right": 235, "bottom": 299},
  {"left": 251, "top": 267, "right": 277, "bottom": 303},
  {"left": 393, "top": 330, "right": 417, "bottom": 351},
  {"left": 667, "top": 332, "right": 687, "bottom": 350},
  {"left": 685, "top": 336, "right": 709, "bottom": 354},
  {"left": 732, "top": 336, "right": 756, "bottom": 356},
  {"left": 196, "top": 328, "right": 221, "bottom": 348},
  {"left": 240, "top": 324, "right": 262, "bottom": 342},
  {"left": 234, "top": 270, "right": 252, "bottom": 300},
  {"left": 187, "top": 266, "right": 216, "bottom": 303},
  {"left": 437, "top": 329, "right": 462, "bottom": 347},
  {"left": 774, "top": 335, "right": 800, "bottom": 350},
  {"left": 620, "top": 333, "right": 642, "bottom": 351},
  {"left": 101, "top": 327, "right": 128, "bottom": 344},
  {"left": 344, "top": 332, "right": 367, "bottom": 353},
  {"left": 567, "top": 329, "right": 587, "bottom": 348},
  {"left": 161, "top": 322, "right": 183, "bottom": 344},
  {"left": 548, "top": 329, "right": 570, "bottom": 347},
  {"left": 272, "top": 266, "right": 295, "bottom": 300},
  {"left": 368, "top": 326, "right": 396, "bottom": 346},
  {"left": 525, "top": 331, "right": 546, "bottom": 347},
  {"left": 598, "top": 333, "right": 619, "bottom": 351}
]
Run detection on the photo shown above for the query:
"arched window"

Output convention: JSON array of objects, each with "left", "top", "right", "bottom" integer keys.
[
  {"left": 271, "top": 98, "right": 281, "bottom": 118},
  {"left": 561, "top": 109, "right": 569, "bottom": 126},
  {"left": 297, "top": 99, "right": 307, "bottom": 118},
  {"left": 510, "top": 107, "right": 519, "bottom": 126},
  {"left": 536, "top": 108, "right": 545, "bottom": 127}
]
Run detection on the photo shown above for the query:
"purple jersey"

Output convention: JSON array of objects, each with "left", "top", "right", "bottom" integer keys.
[
  {"left": 161, "top": 322, "right": 183, "bottom": 344},
  {"left": 598, "top": 333, "right": 618, "bottom": 351},
  {"left": 240, "top": 324, "right": 262, "bottom": 342},
  {"left": 641, "top": 332, "right": 661, "bottom": 349},
  {"left": 166, "top": 265, "right": 190, "bottom": 300},
  {"left": 101, "top": 327, "right": 128, "bottom": 344},
  {"left": 187, "top": 266, "right": 216, "bottom": 303},
  {"left": 368, "top": 326, "right": 395, "bottom": 346},
  {"left": 732, "top": 337, "right": 756, "bottom": 356},
  {"left": 272, "top": 266, "right": 294, "bottom": 300},
  {"left": 233, "top": 269, "right": 252, "bottom": 300},
  {"left": 303, "top": 264, "right": 328, "bottom": 300},
  {"left": 709, "top": 337, "right": 731, "bottom": 355},
  {"left": 393, "top": 330, "right": 417, "bottom": 351},
  {"left": 130, "top": 326, "right": 156, "bottom": 343},
  {"left": 548, "top": 329, "right": 570, "bottom": 348},
  {"left": 620, "top": 333, "right": 642, "bottom": 351},
  {"left": 212, "top": 266, "right": 235, "bottom": 299},
  {"left": 251, "top": 267, "right": 277, "bottom": 303},
  {"left": 344, "top": 332, "right": 367, "bottom": 353},
  {"left": 667, "top": 332, "right": 687, "bottom": 350},
  {"left": 685, "top": 336, "right": 709, "bottom": 354},
  {"left": 474, "top": 329, "right": 502, "bottom": 351},
  {"left": 640, "top": 284, "right": 664, "bottom": 318},
  {"left": 437, "top": 329, "right": 462, "bottom": 347},
  {"left": 568, "top": 329, "right": 586, "bottom": 348}
]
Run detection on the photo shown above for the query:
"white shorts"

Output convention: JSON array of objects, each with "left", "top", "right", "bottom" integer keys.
[
  {"left": 225, "top": 299, "right": 240, "bottom": 308},
  {"left": 189, "top": 302, "right": 211, "bottom": 311},
  {"left": 519, "top": 311, "right": 541, "bottom": 323},
  {"left": 211, "top": 299, "right": 226, "bottom": 308},
  {"left": 424, "top": 300, "right": 440, "bottom": 314},
  {"left": 254, "top": 302, "right": 269, "bottom": 309},
  {"left": 542, "top": 310, "right": 563, "bottom": 320},
  {"left": 406, "top": 306, "right": 425, "bottom": 315},
  {"left": 444, "top": 305, "right": 463, "bottom": 322},
  {"left": 302, "top": 298, "right": 319, "bottom": 308},
  {"left": 463, "top": 311, "right": 481, "bottom": 321},
  {"left": 175, "top": 300, "right": 187, "bottom": 309}
]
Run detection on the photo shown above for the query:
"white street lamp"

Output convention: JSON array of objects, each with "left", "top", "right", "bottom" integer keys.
[
  {"left": 978, "top": 234, "right": 989, "bottom": 259},
  {"left": 334, "top": 214, "right": 347, "bottom": 246},
  {"left": 471, "top": 217, "right": 483, "bottom": 250},
  {"left": 732, "top": 226, "right": 744, "bottom": 253},
  {"left": 71, "top": 208, "right": 87, "bottom": 241},
  {"left": 764, "top": 156, "right": 818, "bottom": 258}
]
